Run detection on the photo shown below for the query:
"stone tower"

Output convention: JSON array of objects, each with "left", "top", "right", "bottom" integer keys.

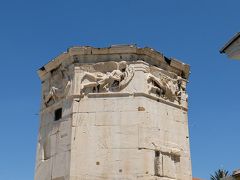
[{"left": 35, "top": 45, "right": 192, "bottom": 180}]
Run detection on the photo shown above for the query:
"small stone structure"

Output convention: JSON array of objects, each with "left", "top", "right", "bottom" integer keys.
[{"left": 35, "top": 45, "right": 192, "bottom": 180}]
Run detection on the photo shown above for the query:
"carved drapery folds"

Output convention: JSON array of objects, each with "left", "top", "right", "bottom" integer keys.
[
  {"left": 79, "top": 61, "right": 187, "bottom": 106},
  {"left": 42, "top": 60, "right": 187, "bottom": 107},
  {"left": 80, "top": 61, "right": 134, "bottom": 95},
  {"left": 43, "top": 65, "right": 71, "bottom": 107},
  {"left": 147, "top": 72, "right": 188, "bottom": 104}
]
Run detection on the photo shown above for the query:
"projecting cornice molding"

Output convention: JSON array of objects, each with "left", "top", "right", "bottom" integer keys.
[{"left": 38, "top": 45, "right": 190, "bottom": 80}]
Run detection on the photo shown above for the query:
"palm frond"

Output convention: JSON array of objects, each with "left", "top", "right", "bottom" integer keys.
[{"left": 210, "top": 169, "right": 229, "bottom": 180}]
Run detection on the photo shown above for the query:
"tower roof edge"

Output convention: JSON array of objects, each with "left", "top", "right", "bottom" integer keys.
[{"left": 37, "top": 45, "right": 190, "bottom": 80}]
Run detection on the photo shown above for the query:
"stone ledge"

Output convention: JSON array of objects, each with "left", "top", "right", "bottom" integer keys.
[
  {"left": 133, "top": 92, "right": 188, "bottom": 111},
  {"left": 40, "top": 91, "right": 188, "bottom": 112},
  {"left": 37, "top": 45, "right": 190, "bottom": 80}
]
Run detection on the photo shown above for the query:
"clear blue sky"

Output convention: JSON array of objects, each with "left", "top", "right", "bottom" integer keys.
[{"left": 0, "top": 0, "right": 239, "bottom": 179}]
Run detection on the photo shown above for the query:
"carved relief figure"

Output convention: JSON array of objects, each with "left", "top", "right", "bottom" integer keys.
[
  {"left": 176, "top": 77, "right": 188, "bottom": 104},
  {"left": 147, "top": 73, "right": 179, "bottom": 102},
  {"left": 147, "top": 72, "right": 188, "bottom": 105},
  {"left": 43, "top": 65, "right": 71, "bottom": 106},
  {"left": 80, "top": 61, "right": 134, "bottom": 95}
]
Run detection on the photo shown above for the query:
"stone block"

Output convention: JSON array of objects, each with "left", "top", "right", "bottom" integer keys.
[
  {"left": 34, "top": 158, "right": 52, "bottom": 180},
  {"left": 52, "top": 151, "right": 70, "bottom": 180}
]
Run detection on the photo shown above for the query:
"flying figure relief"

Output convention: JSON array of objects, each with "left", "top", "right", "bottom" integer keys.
[
  {"left": 176, "top": 77, "right": 188, "bottom": 105},
  {"left": 80, "top": 61, "right": 134, "bottom": 95},
  {"left": 147, "top": 73, "right": 179, "bottom": 102},
  {"left": 43, "top": 65, "right": 71, "bottom": 106}
]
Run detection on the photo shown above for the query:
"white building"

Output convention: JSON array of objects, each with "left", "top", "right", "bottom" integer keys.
[
  {"left": 220, "top": 32, "right": 240, "bottom": 59},
  {"left": 35, "top": 45, "right": 192, "bottom": 180}
]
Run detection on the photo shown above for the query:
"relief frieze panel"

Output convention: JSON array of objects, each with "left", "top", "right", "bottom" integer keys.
[
  {"left": 146, "top": 69, "right": 188, "bottom": 105},
  {"left": 43, "top": 65, "right": 72, "bottom": 107},
  {"left": 42, "top": 60, "right": 188, "bottom": 108},
  {"left": 79, "top": 61, "right": 134, "bottom": 95}
]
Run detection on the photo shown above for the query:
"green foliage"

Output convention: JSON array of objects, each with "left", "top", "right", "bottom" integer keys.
[{"left": 210, "top": 169, "right": 229, "bottom": 180}]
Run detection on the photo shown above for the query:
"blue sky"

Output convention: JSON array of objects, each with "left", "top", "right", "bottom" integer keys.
[{"left": 0, "top": 0, "right": 239, "bottom": 179}]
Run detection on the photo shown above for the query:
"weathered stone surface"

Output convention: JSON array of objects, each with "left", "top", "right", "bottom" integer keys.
[{"left": 35, "top": 45, "right": 192, "bottom": 180}]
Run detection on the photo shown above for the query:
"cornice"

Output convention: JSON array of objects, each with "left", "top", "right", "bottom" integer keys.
[{"left": 38, "top": 45, "right": 190, "bottom": 80}]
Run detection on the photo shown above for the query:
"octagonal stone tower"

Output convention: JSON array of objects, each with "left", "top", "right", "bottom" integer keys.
[{"left": 35, "top": 45, "right": 192, "bottom": 180}]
